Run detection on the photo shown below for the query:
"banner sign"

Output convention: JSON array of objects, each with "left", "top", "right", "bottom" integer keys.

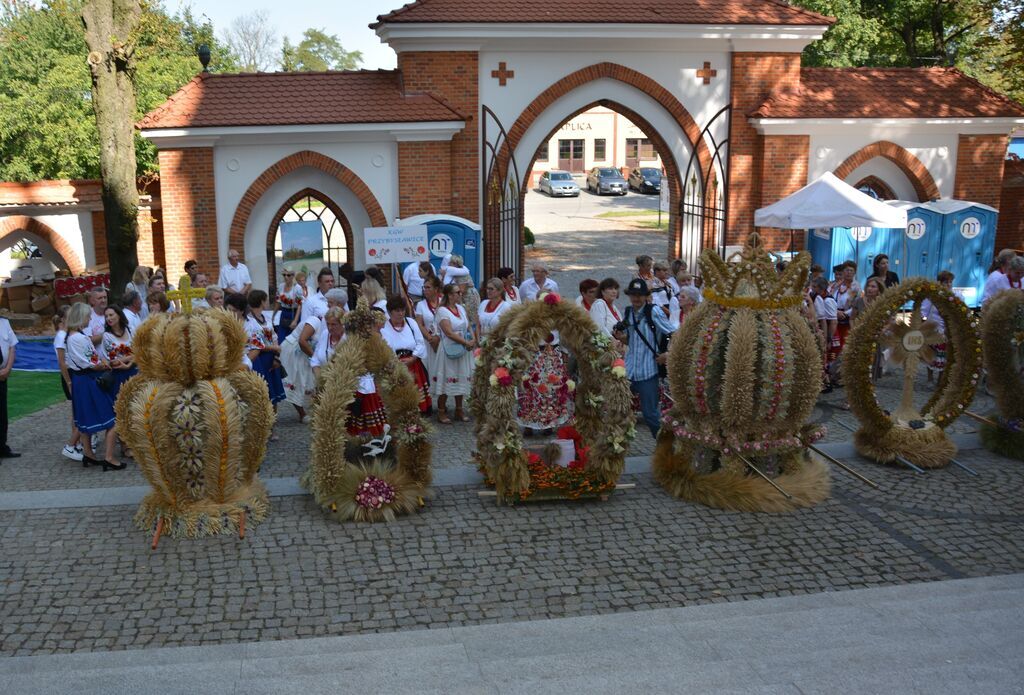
[
  {"left": 363, "top": 226, "right": 429, "bottom": 264},
  {"left": 279, "top": 220, "right": 325, "bottom": 279}
]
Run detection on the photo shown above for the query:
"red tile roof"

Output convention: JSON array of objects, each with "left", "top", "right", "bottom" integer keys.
[
  {"left": 752, "top": 67, "right": 1024, "bottom": 119},
  {"left": 138, "top": 70, "right": 464, "bottom": 130},
  {"left": 373, "top": 0, "right": 833, "bottom": 27}
]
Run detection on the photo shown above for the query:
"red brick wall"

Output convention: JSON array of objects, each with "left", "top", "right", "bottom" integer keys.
[
  {"left": 397, "top": 52, "right": 479, "bottom": 222},
  {"left": 997, "top": 159, "right": 1024, "bottom": 251},
  {"left": 759, "top": 134, "right": 810, "bottom": 250},
  {"left": 157, "top": 148, "right": 219, "bottom": 279},
  {"left": 954, "top": 134, "right": 1007, "bottom": 209},
  {"left": 90, "top": 210, "right": 109, "bottom": 267},
  {"left": 397, "top": 141, "right": 452, "bottom": 217},
  {"left": 728, "top": 53, "right": 802, "bottom": 247}
]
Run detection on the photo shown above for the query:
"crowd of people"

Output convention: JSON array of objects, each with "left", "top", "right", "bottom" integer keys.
[{"left": 41, "top": 244, "right": 1024, "bottom": 470}]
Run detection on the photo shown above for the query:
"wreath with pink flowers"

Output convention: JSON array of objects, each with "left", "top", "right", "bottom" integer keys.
[{"left": 470, "top": 292, "right": 634, "bottom": 503}]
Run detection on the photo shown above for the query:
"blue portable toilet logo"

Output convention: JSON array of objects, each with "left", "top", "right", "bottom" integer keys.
[{"left": 395, "top": 214, "right": 482, "bottom": 288}]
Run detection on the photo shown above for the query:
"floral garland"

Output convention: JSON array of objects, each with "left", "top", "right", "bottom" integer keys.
[{"left": 470, "top": 293, "right": 634, "bottom": 502}]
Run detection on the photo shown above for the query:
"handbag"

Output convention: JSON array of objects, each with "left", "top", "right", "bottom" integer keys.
[
  {"left": 443, "top": 335, "right": 468, "bottom": 359},
  {"left": 95, "top": 369, "right": 116, "bottom": 392}
]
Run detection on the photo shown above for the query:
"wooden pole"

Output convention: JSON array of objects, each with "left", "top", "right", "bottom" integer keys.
[{"left": 150, "top": 517, "right": 163, "bottom": 551}]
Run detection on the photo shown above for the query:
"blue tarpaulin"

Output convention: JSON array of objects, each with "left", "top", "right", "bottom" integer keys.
[{"left": 12, "top": 336, "right": 58, "bottom": 372}]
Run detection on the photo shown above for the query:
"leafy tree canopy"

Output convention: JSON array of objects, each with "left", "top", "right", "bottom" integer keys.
[
  {"left": 280, "top": 28, "right": 362, "bottom": 72},
  {"left": 0, "top": 0, "right": 236, "bottom": 181}
]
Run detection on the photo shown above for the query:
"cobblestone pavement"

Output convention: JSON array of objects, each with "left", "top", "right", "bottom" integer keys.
[{"left": 2, "top": 446, "right": 1022, "bottom": 657}]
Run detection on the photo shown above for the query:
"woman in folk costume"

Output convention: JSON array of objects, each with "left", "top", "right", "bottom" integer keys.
[
  {"left": 101, "top": 305, "right": 137, "bottom": 399},
  {"left": 497, "top": 266, "right": 521, "bottom": 305},
  {"left": 414, "top": 275, "right": 443, "bottom": 380},
  {"left": 478, "top": 278, "right": 512, "bottom": 337},
  {"left": 381, "top": 295, "right": 431, "bottom": 414},
  {"left": 517, "top": 290, "right": 574, "bottom": 436},
  {"left": 274, "top": 268, "right": 304, "bottom": 344},
  {"left": 431, "top": 283, "right": 476, "bottom": 424},
  {"left": 576, "top": 278, "right": 599, "bottom": 312},
  {"left": 590, "top": 278, "right": 622, "bottom": 338},
  {"left": 311, "top": 307, "right": 387, "bottom": 437},
  {"left": 245, "top": 290, "right": 286, "bottom": 440}
]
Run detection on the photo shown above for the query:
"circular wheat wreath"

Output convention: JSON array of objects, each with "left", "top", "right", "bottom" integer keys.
[
  {"left": 841, "top": 278, "right": 981, "bottom": 468},
  {"left": 469, "top": 294, "right": 635, "bottom": 502},
  {"left": 304, "top": 299, "right": 433, "bottom": 522},
  {"left": 979, "top": 289, "right": 1024, "bottom": 460}
]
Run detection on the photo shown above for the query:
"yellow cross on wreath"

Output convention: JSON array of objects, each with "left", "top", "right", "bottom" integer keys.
[{"left": 166, "top": 276, "right": 207, "bottom": 315}]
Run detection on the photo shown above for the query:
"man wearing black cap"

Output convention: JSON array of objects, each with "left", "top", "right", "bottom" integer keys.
[{"left": 613, "top": 278, "right": 676, "bottom": 438}]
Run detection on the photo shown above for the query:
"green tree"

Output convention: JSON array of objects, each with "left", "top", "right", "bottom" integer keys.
[
  {"left": 280, "top": 28, "right": 362, "bottom": 72},
  {"left": 0, "top": 0, "right": 236, "bottom": 182}
]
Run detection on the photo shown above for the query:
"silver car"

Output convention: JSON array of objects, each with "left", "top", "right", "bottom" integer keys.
[
  {"left": 538, "top": 170, "right": 580, "bottom": 197},
  {"left": 586, "top": 167, "right": 628, "bottom": 195}
]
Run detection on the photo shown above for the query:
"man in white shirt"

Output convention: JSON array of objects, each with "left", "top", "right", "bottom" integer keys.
[
  {"left": 87, "top": 286, "right": 108, "bottom": 345},
  {"left": 190, "top": 273, "right": 211, "bottom": 311},
  {"left": 0, "top": 315, "right": 19, "bottom": 458},
  {"left": 403, "top": 261, "right": 426, "bottom": 303},
  {"left": 123, "top": 289, "right": 144, "bottom": 332},
  {"left": 301, "top": 267, "right": 335, "bottom": 322},
  {"left": 218, "top": 249, "right": 252, "bottom": 297},
  {"left": 519, "top": 265, "right": 559, "bottom": 302}
]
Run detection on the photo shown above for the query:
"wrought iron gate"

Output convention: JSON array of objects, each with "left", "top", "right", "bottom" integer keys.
[
  {"left": 481, "top": 105, "right": 523, "bottom": 275},
  {"left": 679, "top": 104, "right": 731, "bottom": 272}
]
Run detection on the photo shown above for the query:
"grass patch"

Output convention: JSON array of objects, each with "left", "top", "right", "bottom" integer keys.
[
  {"left": 634, "top": 219, "right": 669, "bottom": 231},
  {"left": 595, "top": 209, "right": 662, "bottom": 219},
  {"left": 8, "top": 370, "right": 63, "bottom": 420}
]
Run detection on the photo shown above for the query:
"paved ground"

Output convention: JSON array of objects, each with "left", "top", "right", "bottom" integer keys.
[{"left": 3, "top": 573, "right": 1021, "bottom": 694}]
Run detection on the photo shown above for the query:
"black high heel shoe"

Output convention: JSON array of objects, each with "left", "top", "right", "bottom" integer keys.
[
  {"left": 100, "top": 460, "right": 126, "bottom": 471},
  {"left": 82, "top": 455, "right": 99, "bottom": 468}
]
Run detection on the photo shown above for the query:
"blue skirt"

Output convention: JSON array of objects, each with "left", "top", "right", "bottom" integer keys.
[
  {"left": 275, "top": 308, "right": 296, "bottom": 345},
  {"left": 252, "top": 351, "right": 285, "bottom": 404},
  {"left": 112, "top": 366, "right": 139, "bottom": 400},
  {"left": 70, "top": 370, "right": 116, "bottom": 434}
]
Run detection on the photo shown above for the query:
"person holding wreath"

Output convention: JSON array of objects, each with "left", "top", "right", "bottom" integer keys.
[{"left": 431, "top": 283, "right": 476, "bottom": 424}]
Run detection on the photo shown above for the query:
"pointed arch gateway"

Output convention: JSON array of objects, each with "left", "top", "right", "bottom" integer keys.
[
  {"left": 833, "top": 141, "right": 941, "bottom": 202},
  {"left": 482, "top": 62, "right": 723, "bottom": 276},
  {"left": 266, "top": 187, "right": 354, "bottom": 291},
  {"left": 0, "top": 215, "right": 86, "bottom": 275}
]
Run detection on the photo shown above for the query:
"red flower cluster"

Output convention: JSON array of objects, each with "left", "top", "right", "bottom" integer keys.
[{"left": 354, "top": 476, "right": 396, "bottom": 510}]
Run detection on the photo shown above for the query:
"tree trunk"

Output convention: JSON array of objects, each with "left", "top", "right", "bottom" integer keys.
[{"left": 82, "top": 0, "right": 142, "bottom": 303}]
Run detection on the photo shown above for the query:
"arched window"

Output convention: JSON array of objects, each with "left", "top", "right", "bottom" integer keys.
[
  {"left": 268, "top": 190, "right": 351, "bottom": 293},
  {"left": 854, "top": 175, "right": 897, "bottom": 201}
]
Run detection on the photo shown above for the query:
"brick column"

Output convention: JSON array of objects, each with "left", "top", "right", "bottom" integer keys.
[
  {"left": 397, "top": 141, "right": 452, "bottom": 217},
  {"left": 156, "top": 148, "right": 219, "bottom": 280},
  {"left": 953, "top": 134, "right": 1007, "bottom": 209},
  {"left": 727, "top": 53, "right": 802, "bottom": 247},
  {"left": 996, "top": 159, "right": 1023, "bottom": 251},
  {"left": 397, "top": 52, "right": 479, "bottom": 222},
  {"left": 760, "top": 134, "right": 810, "bottom": 250}
]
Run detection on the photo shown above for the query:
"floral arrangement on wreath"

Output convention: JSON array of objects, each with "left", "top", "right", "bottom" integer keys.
[
  {"left": 304, "top": 298, "right": 432, "bottom": 522},
  {"left": 115, "top": 308, "right": 275, "bottom": 539},
  {"left": 841, "top": 277, "right": 981, "bottom": 468},
  {"left": 653, "top": 233, "right": 830, "bottom": 512},
  {"left": 978, "top": 289, "right": 1024, "bottom": 460},
  {"left": 470, "top": 291, "right": 634, "bottom": 503}
]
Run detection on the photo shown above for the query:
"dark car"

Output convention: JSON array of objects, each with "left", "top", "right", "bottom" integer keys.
[
  {"left": 586, "top": 167, "right": 628, "bottom": 196},
  {"left": 538, "top": 170, "right": 580, "bottom": 197},
  {"left": 628, "top": 167, "right": 662, "bottom": 194}
]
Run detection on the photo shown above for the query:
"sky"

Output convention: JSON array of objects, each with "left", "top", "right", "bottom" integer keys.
[{"left": 175, "top": 0, "right": 399, "bottom": 70}]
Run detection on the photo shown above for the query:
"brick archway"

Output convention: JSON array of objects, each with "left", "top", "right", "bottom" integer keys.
[
  {"left": 834, "top": 141, "right": 940, "bottom": 202},
  {"left": 266, "top": 187, "right": 353, "bottom": 289},
  {"left": 488, "top": 62, "right": 714, "bottom": 274},
  {"left": 229, "top": 150, "right": 387, "bottom": 263},
  {"left": 0, "top": 215, "right": 86, "bottom": 275}
]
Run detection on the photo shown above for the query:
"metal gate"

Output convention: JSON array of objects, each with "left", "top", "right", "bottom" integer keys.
[
  {"left": 679, "top": 104, "right": 731, "bottom": 272},
  {"left": 481, "top": 104, "right": 523, "bottom": 275}
]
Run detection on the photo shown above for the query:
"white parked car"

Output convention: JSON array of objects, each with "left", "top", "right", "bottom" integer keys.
[{"left": 538, "top": 170, "right": 580, "bottom": 197}]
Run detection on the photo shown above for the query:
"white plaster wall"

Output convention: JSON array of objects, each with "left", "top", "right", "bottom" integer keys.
[
  {"left": 241, "top": 168, "right": 374, "bottom": 293},
  {"left": 0, "top": 230, "right": 65, "bottom": 279},
  {"left": 213, "top": 141, "right": 399, "bottom": 267},
  {"left": 0, "top": 210, "right": 95, "bottom": 270},
  {"left": 809, "top": 132, "right": 958, "bottom": 199}
]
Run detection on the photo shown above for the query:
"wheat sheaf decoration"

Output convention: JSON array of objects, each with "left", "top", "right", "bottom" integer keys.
[
  {"left": 305, "top": 298, "right": 432, "bottom": 522},
  {"left": 653, "top": 233, "right": 830, "bottom": 512},
  {"left": 114, "top": 309, "right": 274, "bottom": 540},
  {"left": 978, "top": 289, "right": 1024, "bottom": 460},
  {"left": 841, "top": 278, "right": 981, "bottom": 469},
  {"left": 470, "top": 292, "right": 634, "bottom": 503}
]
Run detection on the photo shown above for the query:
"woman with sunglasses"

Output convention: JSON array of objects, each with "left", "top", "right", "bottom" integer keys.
[{"left": 275, "top": 269, "right": 304, "bottom": 344}]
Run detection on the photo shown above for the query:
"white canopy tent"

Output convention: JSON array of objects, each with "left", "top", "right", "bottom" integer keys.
[{"left": 755, "top": 172, "right": 908, "bottom": 230}]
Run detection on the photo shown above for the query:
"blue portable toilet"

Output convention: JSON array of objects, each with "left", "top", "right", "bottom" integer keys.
[
  {"left": 395, "top": 214, "right": 482, "bottom": 288},
  {"left": 884, "top": 201, "right": 944, "bottom": 282},
  {"left": 806, "top": 225, "right": 900, "bottom": 285},
  {"left": 930, "top": 200, "right": 999, "bottom": 307}
]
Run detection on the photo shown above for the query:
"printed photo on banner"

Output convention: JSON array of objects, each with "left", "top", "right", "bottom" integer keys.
[
  {"left": 278, "top": 220, "right": 324, "bottom": 283},
  {"left": 363, "top": 226, "right": 429, "bottom": 265}
]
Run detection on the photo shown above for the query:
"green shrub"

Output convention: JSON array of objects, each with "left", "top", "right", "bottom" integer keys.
[{"left": 523, "top": 226, "right": 535, "bottom": 246}]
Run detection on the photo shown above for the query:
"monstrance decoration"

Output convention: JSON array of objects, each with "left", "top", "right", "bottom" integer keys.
[
  {"left": 304, "top": 297, "right": 432, "bottom": 522},
  {"left": 979, "top": 289, "right": 1024, "bottom": 459},
  {"left": 841, "top": 278, "right": 981, "bottom": 469}
]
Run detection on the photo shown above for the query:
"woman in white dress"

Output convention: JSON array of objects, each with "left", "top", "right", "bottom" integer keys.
[
  {"left": 477, "top": 278, "right": 511, "bottom": 338},
  {"left": 590, "top": 277, "right": 622, "bottom": 337},
  {"left": 414, "top": 275, "right": 443, "bottom": 380},
  {"left": 576, "top": 279, "right": 599, "bottom": 313},
  {"left": 381, "top": 296, "right": 431, "bottom": 414},
  {"left": 279, "top": 311, "right": 321, "bottom": 422},
  {"left": 431, "top": 283, "right": 476, "bottom": 424}
]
